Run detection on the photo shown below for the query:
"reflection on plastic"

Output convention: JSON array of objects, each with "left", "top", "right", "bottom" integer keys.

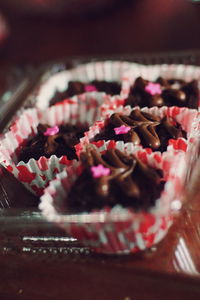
[{"left": 173, "top": 237, "right": 199, "bottom": 275}]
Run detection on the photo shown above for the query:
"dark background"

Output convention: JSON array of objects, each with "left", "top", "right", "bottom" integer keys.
[
  {"left": 0, "top": 0, "right": 200, "bottom": 64},
  {"left": 0, "top": 1, "right": 200, "bottom": 299}
]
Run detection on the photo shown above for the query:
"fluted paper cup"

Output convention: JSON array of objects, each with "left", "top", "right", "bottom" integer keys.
[
  {"left": 0, "top": 93, "right": 104, "bottom": 195},
  {"left": 76, "top": 106, "right": 198, "bottom": 157},
  {"left": 34, "top": 61, "right": 133, "bottom": 110},
  {"left": 39, "top": 146, "right": 186, "bottom": 254}
]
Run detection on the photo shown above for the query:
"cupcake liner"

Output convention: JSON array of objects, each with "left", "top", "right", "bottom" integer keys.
[
  {"left": 38, "top": 92, "right": 109, "bottom": 126},
  {"left": 121, "top": 63, "right": 200, "bottom": 108},
  {"left": 0, "top": 94, "right": 104, "bottom": 195},
  {"left": 100, "top": 95, "right": 126, "bottom": 119},
  {"left": 34, "top": 61, "right": 133, "bottom": 110},
  {"left": 39, "top": 146, "right": 186, "bottom": 254},
  {"left": 76, "top": 106, "right": 198, "bottom": 157}
]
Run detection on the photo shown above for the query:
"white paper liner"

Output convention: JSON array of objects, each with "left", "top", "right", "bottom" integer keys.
[
  {"left": 121, "top": 63, "right": 200, "bottom": 108},
  {"left": 35, "top": 61, "right": 133, "bottom": 110},
  {"left": 0, "top": 93, "right": 105, "bottom": 195},
  {"left": 39, "top": 147, "right": 186, "bottom": 254},
  {"left": 76, "top": 106, "right": 198, "bottom": 157}
]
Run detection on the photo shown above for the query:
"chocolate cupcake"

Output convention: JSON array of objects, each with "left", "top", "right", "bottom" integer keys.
[
  {"left": 92, "top": 109, "right": 186, "bottom": 152},
  {"left": 124, "top": 77, "right": 199, "bottom": 109},
  {"left": 19, "top": 123, "right": 88, "bottom": 163},
  {"left": 0, "top": 93, "right": 102, "bottom": 196},
  {"left": 40, "top": 143, "right": 186, "bottom": 254},
  {"left": 50, "top": 80, "right": 121, "bottom": 106},
  {"left": 35, "top": 61, "right": 130, "bottom": 110},
  {"left": 67, "top": 148, "right": 165, "bottom": 213}
]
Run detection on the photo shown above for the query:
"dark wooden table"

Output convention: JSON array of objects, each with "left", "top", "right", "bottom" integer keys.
[{"left": 0, "top": 0, "right": 200, "bottom": 299}]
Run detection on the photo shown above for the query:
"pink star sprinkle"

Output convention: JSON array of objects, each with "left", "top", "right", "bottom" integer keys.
[
  {"left": 44, "top": 126, "right": 59, "bottom": 136},
  {"left": 114, "top": 125, "right": 131, "bottom": 135},
  {"left": 84, "top": 84, "right": 97, "bottom": 92},
  {"left": 145, "top": 82, "right": 162, "bottom": 95},
  {"left": 91, "top": 164, "right": 110, "bottom": 178}
]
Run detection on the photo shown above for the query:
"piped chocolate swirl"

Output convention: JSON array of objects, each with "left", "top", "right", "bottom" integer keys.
[
  {"left": 49, "top": 80, "right": 121, "bottom": 106},
  {"left": 19, "top": 123, "right": 88, "bottom": 163},
  {"left": 67, "top": 148, "right": 165, "bottom": 212},
  {"left": 124, "top": 77, "right": 199, "bottom": 109},
  {"left": 93, "top": 109, "right": 186, "bottom": 152}
]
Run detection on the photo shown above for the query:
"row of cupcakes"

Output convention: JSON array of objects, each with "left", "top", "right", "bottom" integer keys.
[
  {"left": 33, "top": 61, "right": 200, "bottom": 110},
  {"left": 39, "top": 103, "right": 198, "bottom": 254},
  {"left": 1, "top": 61, "right": 200, "bottom": 254},
  {"left": 0, "top": 93, "right": 197, "bottom": 196}
]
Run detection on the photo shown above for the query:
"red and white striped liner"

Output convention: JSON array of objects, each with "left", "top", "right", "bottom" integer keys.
[
  {"left": 121, "top": 63, "right": 200, "bottom": 109},
  {"left": 76, "top": 106, "right": 198, "bottom": 157},
  {"left": 100, "top": 95, "right": 126, "bottom": 119},
  {"left": 0, "top": 93, "right": 105, "bottom": 196},
  {"left": 39, "top": 147, "right": 186, "bottom": 254},
  {"left": 35, "top": 61, "right": 133, "bottom": 110}
]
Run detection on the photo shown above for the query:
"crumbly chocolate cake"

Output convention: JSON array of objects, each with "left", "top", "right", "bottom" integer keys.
[
  {"left": 19, "top": 123, "right": 88, "bottom": 163},
  {"left": 49, "top": 80, "right": 121, "bottom": 106},
  {"left": 124, "top": 77, "right": 199, "bottom": 109},
  {"left": 93, "top": 109, "right": 186, "bottom": 152},
  {"left": 67, "top": 148, "right": 164, "bottom": 212}
]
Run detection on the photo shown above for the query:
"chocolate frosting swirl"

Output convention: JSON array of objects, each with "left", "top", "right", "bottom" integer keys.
[
  {"left": 125, "top": 76, "right": 199, "bottom": 109},
  {"left": 109, "top": 110, "right": 161, "bottom": 149},
  {"left": 93, "top": 109, "right": 185, "bottom": 151},
  {"left": 80, "top": 147, "right": 162, "bottom": 198},
  {"left": 49, "top": 80, "right": 121, "bottom": 106},
  {"left": 19, "top": 123, "right": 88, "bottom": 162},
  {"left": 37, "top": 124, "right": 80, "bottom": 156}
]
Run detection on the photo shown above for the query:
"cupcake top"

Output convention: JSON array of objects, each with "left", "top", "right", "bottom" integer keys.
[
  {"left": 67, "top": 147, "right": 165, "bottom": 212},
  {"left": 50, "top": 80, "right": 121, "bottom": 106},
  {"left": 92, "top": 109, "right": 186, "bottom": 152},
  {"left": 124, "top": 77, "right": 199, "bottom": 109},
  {"left": 19, "top": 123, "right": 88, "bottom": 163}
]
